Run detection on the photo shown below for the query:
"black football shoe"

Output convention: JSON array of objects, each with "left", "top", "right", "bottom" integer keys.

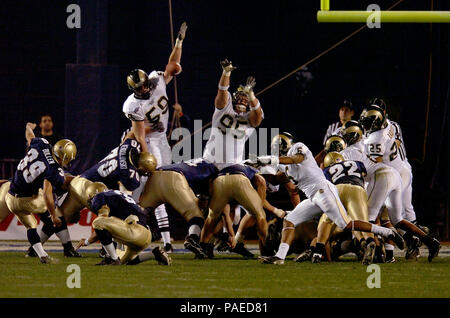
[
  {"left": 230, "top": 242, "right": 254, "bottom": 259},
  {"left": 25, "top": 246, "right": 38, "bottom": 258},
  {"left": 152, "top": 246, "right": 172, "bottom": 265},
  {"left": 388, "top": 229, "right": 405, "bottom": 250},
  {"left": 427, "top": 238, "right": 441, "bottom": 263},
  {"left": 258, "top": 255, "right": 284, "bottom": 265},
  {"left": 184, "top": 235, "right": 208, "bottom": 259},
  {"left": 295, "top": 249, "right": 313, "bottom": 262},
  {"left": 64, "top": 247, "right": 82, "bottom": 258}
]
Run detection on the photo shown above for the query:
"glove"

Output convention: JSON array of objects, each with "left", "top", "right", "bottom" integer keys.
[
  {"left": 256, "top": 155, "right": 279, "bottom": 166},
  {"left": 241, "top": 76, "right": 256, "bottom": 101},
  {"left": 220, "top": 59, "right": 237, "bottom": 75},
  {"left": 177, "top": 22, "right": 188, "bottom": 41}
]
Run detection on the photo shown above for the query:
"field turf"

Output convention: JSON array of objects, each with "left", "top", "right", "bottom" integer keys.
[{"left": 1, "top": 246, "right": 449, "bottom": 298}]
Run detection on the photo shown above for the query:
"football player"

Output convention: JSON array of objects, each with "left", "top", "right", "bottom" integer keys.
[
  {"left": 199, "top": 164, "right": 269, "bottom": 258},
  {"left": 257, "top": 137, "right": 405, "bottom": 265},
  {"left": 50, "top": 139, "right": 156, "bottom": 238},
  {"left": 203, "top": 59, "right": 264, "bottom": 169},
  {"left": 139, "top": 158, "right": 218, "bottom": 259},
  {"left": 318, "top": 152, "right": 376, "bottom": 264},
  {"left": 122, "top": 22, "right": 188, "bottom": 252},
  {"left": 360, "top": 104, "right": 441, "bottom": 261},
  {"left": 5, "top": 137, "right": 77, "bottom": 263},
  {"left": 75, "top": 183, "right": 171, "bottom": 266}
]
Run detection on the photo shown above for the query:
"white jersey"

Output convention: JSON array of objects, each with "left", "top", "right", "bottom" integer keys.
[
  {"left": 122, "top": 71, "right": 169, "bottom": 139},
  {"left": 278, "top": 142, "right": 328, "bottom": 198},
  {"left": 203, "top": 91, "right": 263, "bottom": 168},
  {"left": 341, "top": 140, "right": 381, "bottom": 177},
  {"left": 259, "top": 164, "right": 280, "bottom": 193},
  {"left": 364, "top": 121, "right": 407, "bottom": 171}
]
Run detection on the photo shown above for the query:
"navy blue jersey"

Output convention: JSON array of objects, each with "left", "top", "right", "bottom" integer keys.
[
  {"left": 323, "top": 160, "right": 366, "bottom": 188},
  {"left": 91, "top": 190, "right": 147, "bottom": 226},
  {"left": 218, "top": 164, "right": 258, "bottom": 181},
  {"left": 158, "top": 159, "right": 218, "bottom": 195},
  {"left": 81, "top": 139, "right": 140, "bottom": 191},
  {"left": 10, "top": 138, "right": 65, "bottom": 197}
]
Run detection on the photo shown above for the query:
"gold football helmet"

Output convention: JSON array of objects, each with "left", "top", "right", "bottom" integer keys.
[
  {"left": 341, "top": 120, "right": 363, "bottom": 145},
  {"left": 127, "top": 69, "right": 149, "bottom": 92},
  {"left": 323, "top": 151, "right": 345, "bottom": 168},
  {"left": 130, "top": 150, "right": 157, "bottom": 176},
  {"left": 53, "top": 139, "right": 77, "bottom": 168},
  {"left": 271, "top": 132, "right": 294, "bottom": 156},
  {"left": 85, "top": 182, "right": 108, "bottom": 201},
  {"left": 324, "top": 135, "right": 346, "bottom": 153}
]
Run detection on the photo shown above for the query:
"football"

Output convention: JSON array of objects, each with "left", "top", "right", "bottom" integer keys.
[{"left": 166, "top": 61, "right": 182, "bottom": 76}]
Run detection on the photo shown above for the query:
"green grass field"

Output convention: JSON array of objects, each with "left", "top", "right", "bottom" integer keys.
[{"left": 1, "top": 249, "right": 449, "bottom": 298}]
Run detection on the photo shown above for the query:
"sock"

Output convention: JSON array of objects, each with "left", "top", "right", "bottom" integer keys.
[
  {"left": 155, "top": 204, "right": 170, "bottom": 245},
  {"left": 32, "top": 243, "right": 48, "bottom": 258},
  {"left": 103, "top": 243, "right": 118, "bottom": 260},
  {"left": 37, "top": 230, "right": 50, "bottom": 243},
  {"left": 235, "top": 232, "right": 244, "bottom": 244},
  {"left": 370, "top": 224, "right": 393, "bottom": 238},
  {"left": 161, "top": 231, "right": 171, "bottom": 246},
  {"left": 188, "top": 224, "right": 201, "bottom": 237},
  {"left": 275, "top": 243, "right": 290, "bottom": 260},
  {"left": 223, "top": 224, "right": 227, "bottom": 233},
  {"left": 385, "top": 243, "right": 394, "bottom": 259},
  {"left": 315, "top": 243, "right": 325, "bottom": 256},
  {"left": 139, "top": 252, "right": 155, "bottom": 262}
]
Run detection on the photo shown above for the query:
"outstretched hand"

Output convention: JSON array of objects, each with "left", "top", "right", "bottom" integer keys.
[
  {"left": 178, "top": 22, "right": 188, "bottom": 40},
  {"left": 220, "top": 59, "right": 237, "bottom": 73}
]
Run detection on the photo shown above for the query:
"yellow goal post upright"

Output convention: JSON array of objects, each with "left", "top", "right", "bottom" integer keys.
[{"left": 317, "top": 0, "right": 450, "bottom": 23}]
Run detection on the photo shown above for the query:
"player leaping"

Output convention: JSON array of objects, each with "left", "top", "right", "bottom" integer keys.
[{"left": 122, "top": 22, "right": 188, "bottom": 253}]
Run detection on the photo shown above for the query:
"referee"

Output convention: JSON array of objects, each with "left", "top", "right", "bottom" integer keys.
[
  {"left": 315, "top": 100, "right": 354, "bottom": 166},
  {"left": 322, "top": 99, "right": 354, "bottom": 146}
]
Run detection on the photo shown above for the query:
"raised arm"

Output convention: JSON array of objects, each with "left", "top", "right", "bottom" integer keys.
[
  {"left": 25, "top": 122, "right": 37, "bottom": 147},
  {"left": 164, "top": 22, "right": 187, "bottom": 84},
  {"left": 241, "top": 76, "right": 263, "bottom": 127},
  {"left": 215, "top": 59, "right": 236, "bottom": 109},
  {"left": 130, "top": 120, "right": 148, "bottom": 153}
]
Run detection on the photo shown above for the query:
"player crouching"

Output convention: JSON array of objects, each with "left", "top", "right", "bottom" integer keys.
[{"left": 76, "top": 183, "right": 171, "bottom": 266}]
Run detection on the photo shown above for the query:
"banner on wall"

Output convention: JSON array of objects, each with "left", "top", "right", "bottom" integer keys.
[{"left": 0, "top": 208, "right": 95, "bottom": 240}]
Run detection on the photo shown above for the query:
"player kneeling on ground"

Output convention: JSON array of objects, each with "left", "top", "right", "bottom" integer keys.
[
  {"left": 76, "top": 183, "right": 171, "bottom": 266},
  {"left": 6, "top": 138, "right": 77, "bottom": 263}
]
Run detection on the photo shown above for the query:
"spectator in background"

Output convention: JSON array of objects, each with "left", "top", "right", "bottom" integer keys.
[
  {"left": 26, "top": 114, "right": 63, "bottom": 147},
  {"left": 315, "top": 100, "right": 355, "bottom": 166}
]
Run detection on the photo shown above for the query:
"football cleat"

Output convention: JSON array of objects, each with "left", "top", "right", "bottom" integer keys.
[
  {"left": 164, "top": 243, "right": 174, "bottom": 254},
  {"left": 231, "top": 242, "right": 254, "bottom": 259},
  {"left": 96, "top": 256, "right": 121, "bottom": 266},
  {"left": 152, "top": 246, "right": 172, "bottom": 266},
  {"left": 405, "top": 236, "right": 421, "bottom": 260},
  {"left": 184, "top": 236, "right": 208, "bottom": 259},
  {"left": 64, "top": 247, "right": 82, "bottom": 258},
  {"left": 385, "top": 256, "right": 396, "bottom": 263},
  {"left": 295, "top": 249, "right": 313, "bottom": 262},
  {"left": 357, "top": 240, "right": 367, "bottom": 262},
  {"left": 388, "top": 229, "right": 405, "bottom": 250},
  {"left": 311, "top": 253, "right": 322, "bottom": 263},
  {"left": 362, "top": 241, "right": 376, "bottom": 265},
  {"left": 215, "top": 232, "right": 231, "bottom": 252},
  {"left": 258, "top": 255, "right": 284, "bottom": 265},
  {"left": 39, "top": 255, "right": 58, "bottom": 264},
  {"left": 427, "top": 238, "right": 441, "bottom": 263},
  {"left": 25, "top": 246, "right": 38, "bottom": 258},
  {"left": 200, "top": 242, "right": 214, "bottom": 259}
]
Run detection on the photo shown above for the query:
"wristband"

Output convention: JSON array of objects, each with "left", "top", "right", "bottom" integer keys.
[
  {"left": 248, "top": 91, "right": 256, "bottom": 102},
  {"left": 222, "top": 70, "right": 231, "bottom": 77},
  {"left": 250, "top": 101, "right": 261, "bottom": 112},
  {"left": 218, "top": 84, "right": 229, "bottom": 91},
  {"left": 175, "top": 38, "right": 183, "bottom": 48},
  {"left": 84, "top": 239, "right": 90, "bottom": 246}
]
